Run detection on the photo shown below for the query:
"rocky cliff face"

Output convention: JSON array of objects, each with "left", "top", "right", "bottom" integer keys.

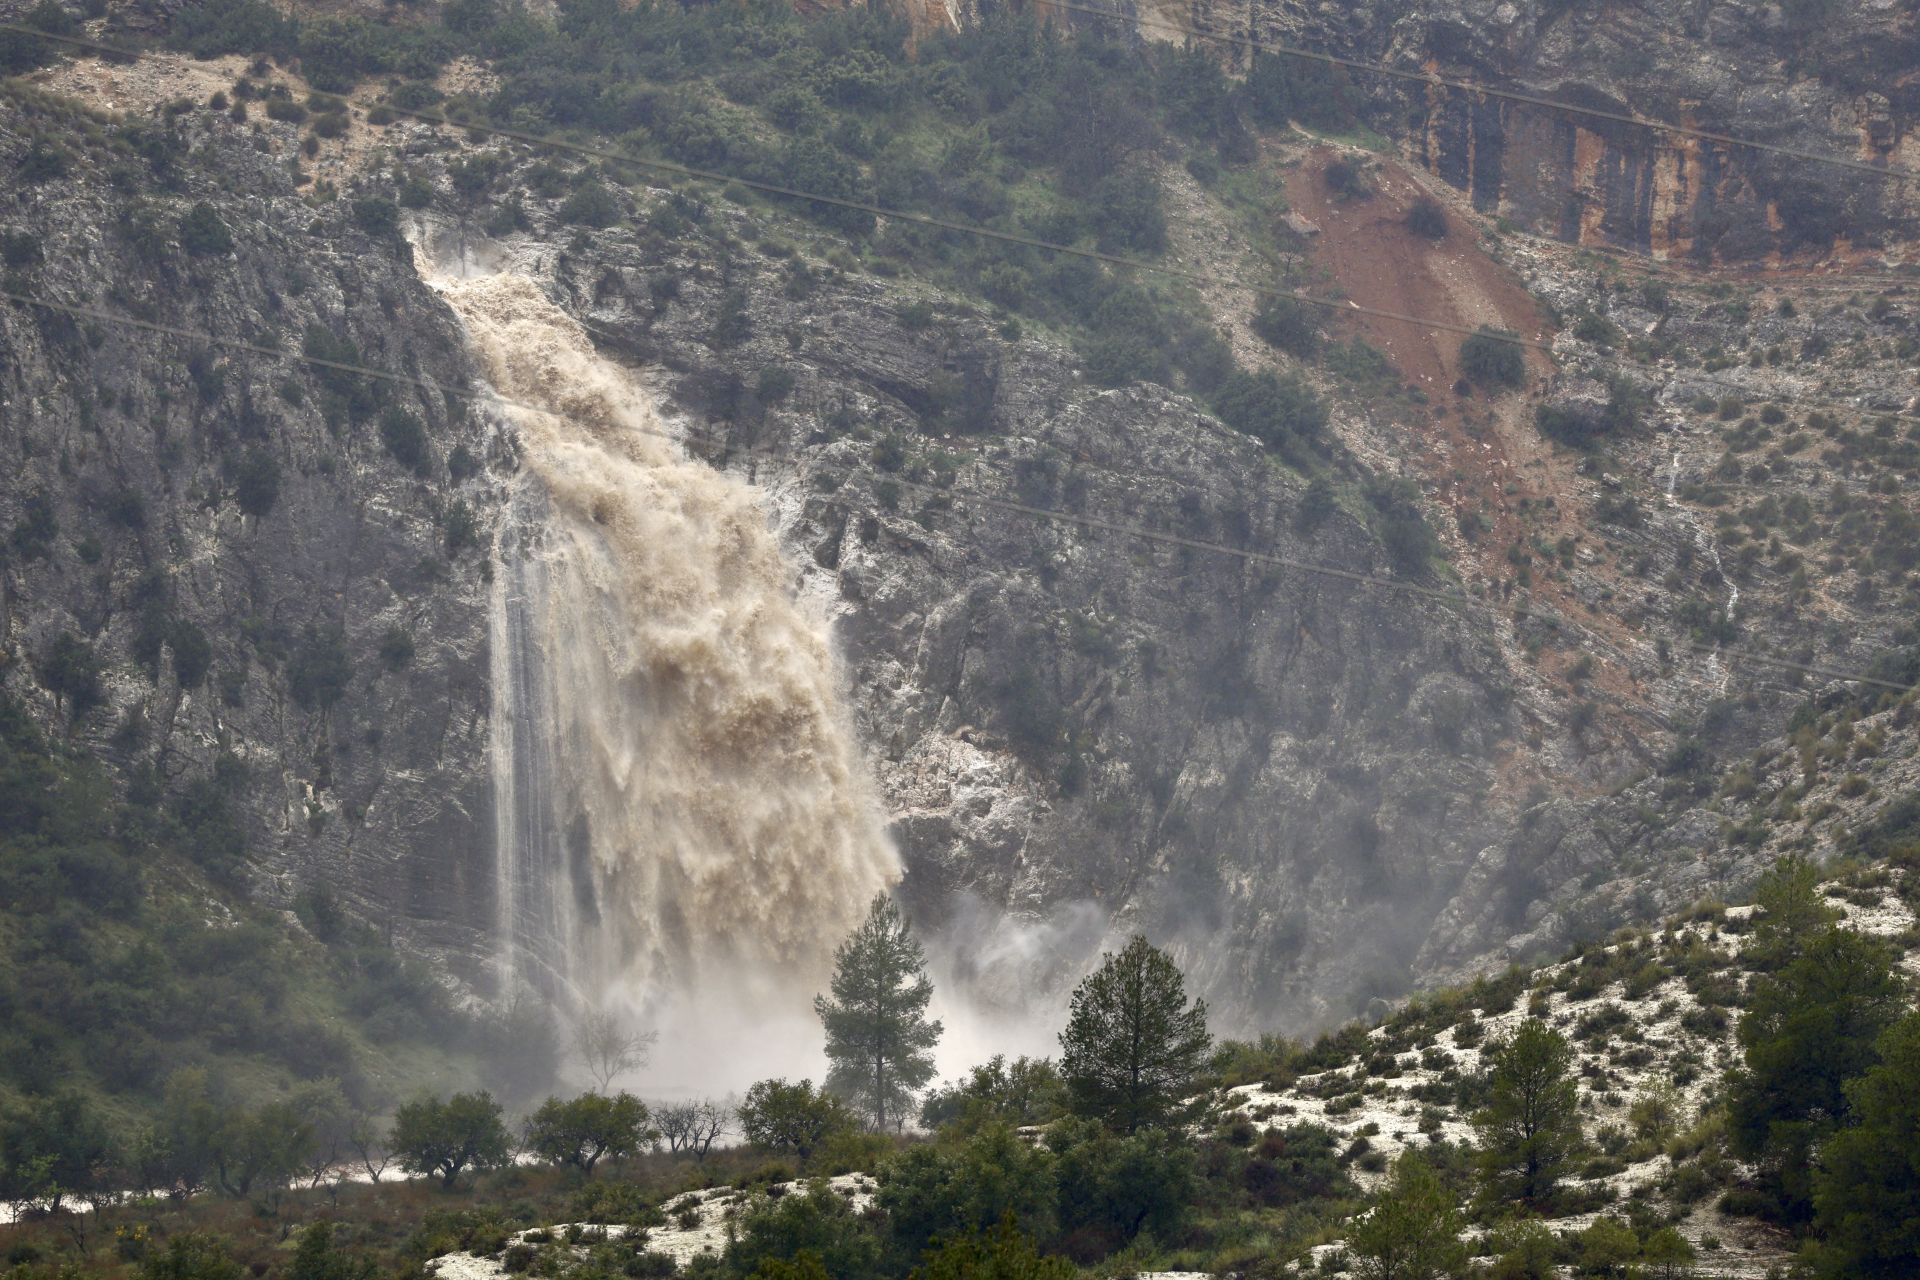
[
  {"left": 466, "top": 183, "right": 1537, "bottom": 1028},
  {"left": 0, "top": 95, "right": 503, "bottom": 982}
]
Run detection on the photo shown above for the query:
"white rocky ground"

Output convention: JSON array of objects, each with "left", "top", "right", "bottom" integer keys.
[
  {"left": 1220, "top": 883, "right": 1919, "bottom": 1278},
  {"left": 425, "top": 1174, "right": 879, "bottom": 1279}
]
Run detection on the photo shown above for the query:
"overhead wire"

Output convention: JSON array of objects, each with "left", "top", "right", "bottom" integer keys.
[
  {"left": 1042, "top": 0, "right": 1920, "bottom": 187},
  {"left": 2, "top": 284, "right": 1912, "bottom": 699},
  {"left": 6, "top": 21, "right": 1920, "bottom": 434}
]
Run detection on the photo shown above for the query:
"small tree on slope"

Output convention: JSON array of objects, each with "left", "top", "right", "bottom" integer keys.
[
  {"left": 815, "top": 893, "right": 943, "bottom": 1131},
  {"left": 1058, "top": 935, "right": 1212, "bottom": 1133},
  {"left": 524, "top": 1092, "right": 654, "bottom": 1175},
  {"left": 1472, "top": 1018, "right": 1581, "bottom": 1209},
  {"left": 1348, "top": 1150, "right": 1466, "bottom": 1280}
]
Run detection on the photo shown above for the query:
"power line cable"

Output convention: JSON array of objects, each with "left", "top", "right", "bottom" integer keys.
[
  {"left": 8, "top": 22, "right": 1920, "bottom": 433},
  {"left": 1043, "top": 0, "right": 1920, "bottom": 187},
  {"left": 0, "top": 23, "right": 1551, "bottom": 350}
]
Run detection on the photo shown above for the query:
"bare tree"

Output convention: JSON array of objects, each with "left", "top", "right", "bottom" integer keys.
[
  {"left": 655, "top": 1102, "right": 700, "bottom": 1154},
  {"left": 289, "top": 1080, "right": 351, "bottom": 1190},
  {"left": 572, "top": 1009, "right": 658, "bottom": 1091},
  {"left": 688, "top": 1099, "right": 730, "bottom": 1158},
  {"left": 346, "top": 1105, "right": 392, "bottom": 1184},
  {"left": 654, "top": 1098, "right": 731, "bottom": 1157}
]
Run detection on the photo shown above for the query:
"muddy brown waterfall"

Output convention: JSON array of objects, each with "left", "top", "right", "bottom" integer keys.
[{"left": 427, "top": 265, "right": 898, "bottom": 1080}]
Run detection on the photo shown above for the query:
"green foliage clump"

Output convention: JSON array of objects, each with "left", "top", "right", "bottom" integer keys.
[
  {"left": 738, "top": 1079, "right": 857, "bottom": 1163},
  {"left": 232, "top": 448, "right": 281, "bottom": 517},
  {"left": 1347, "top": 1150, "right": 1466, "bottom": 1279},
  {"left": 1535, "top": 379, "right": 1644, "bottom": 450},
  {"left": 1089, "top": 169, "right": 1167, "bottom": 256},
  {"left": 1405, "top": 195, "right": 1448, "bottom": 240},
  {"left": 557, "top": 181, "right": 621, "bottom": 228},
  {"left": 1364, "top": 476, "right": 1439, "bottom": 576},
  {"left": 350, "top": 196, "right": 401, "bottom": 239},
  {"left": 523, "top": 1092, "right": 654, "bottom": 1174},
  {"left": 178, "top": 202, "right": 234, "bottom": 257},
  {"left": 36, "top": 632, "right": 102, "bottom": 715},
  {"left": 1726, "top": 921, "right": 1903, "bottom": 1222},
  {"left": 1809, "top": 1011, "right": 1920, "bottom": 1278},
  {"left": 378, "top": 405, "right": 432, "bottom": 474},
  {"left": 726, "top": 1184, "right": 883, "bottom": 1280},
  {"left": 389, "top": 1092, "right": 512, "bottom": 1189},
  {"left": 167, "top": 0, "right": 296, "bottom": 60},
  {"left": 0, "top": 1090, "right": 115, "bottom": 1212},
  {"left": 1460, "top": 328, "right": 1526, "bottom": 390},
  {"left": 920, "top": 1055, "right": 1067, "bottom": 1131},
  {"left": 1250, "top": 294, "right": 1321, "bottom": 358},
  {"left": 880, "top": 1123, "right": 1058, "bottom": 1256},
  {"left": 1210, "top": 368, "right": 1328, "bottom": 456},
  {"left": 139, "top": 1234, "right": 245, "bottom": 1280},
  {"left": 0, "top": 230, "right": 43, "bottom": 269},
  {"left": 911, "top": 1221, "right": 1074, "bottom": 1280},
  {"left": 287, "top": 622, "right": 351, "bottom": 710},
  {"left": 264, "top": 96, "right": 308, "bottom": 125},
  {"left": 1048, "top": 1116, "right": 1197, "bottom": 1248},
  {"left": 0, "top": 1, "right": 78, "bottom": 75}
]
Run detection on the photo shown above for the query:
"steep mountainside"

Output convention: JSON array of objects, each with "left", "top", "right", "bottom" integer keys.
[{"left": 3, "top": 0, "right": 1920, "bottom": 1098}]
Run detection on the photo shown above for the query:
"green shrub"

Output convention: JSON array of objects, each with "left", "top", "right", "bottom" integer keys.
[
  {"left": 38, "top": 633, "right": 104, "bottom": 716},
  {"left": 0, "top": 231, "right": 42, "bottom": 269},
  {"left": 1365, "top": 476, "right": 1439, "bottom": 575},
  {"left": 1090, "top": 169, "right": 1167, "bottom": 255},
  {"left": 1406, "top": 195, "right": 1447, "bottom": 239},
  {"left": 1211, "top": 369, "right": 1328, "bottom": 452},
  {"left": 1, "top": 1, "right": 77, "bottom": 73},
  {"left": 1460, "top": 328, "right": 1526, "bottom": 389},
  {"left": 287, "top": 624, "right": 351, "bottom": 711},
  {"left": 349, "top": 196, "right": 400, "bottom": 237},
  {"left": 378, "top": 627, "right": 415, "bottom": 672},
  {"left": 232, "top": 449, "right": 281, "bottom": 517},
  {"left": 378, "top": 405, "right": 431, "bottom": 474},
  {"left": 167, "top": 0, "right": 295, "bottom": 60},
  {"left": 1251, "top": 294, "right": 1321, "bottom": 358},
  {"left": 177, "top": 202, "right": 234, "bottom": 257},
  {"left": 557, "top": 182, "right": 620, "bottom": 228},
  {"left": 264, "top": 96, "right": 308, "bottom": 125}
]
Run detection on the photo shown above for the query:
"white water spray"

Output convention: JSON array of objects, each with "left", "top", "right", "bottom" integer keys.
[{"left": 427, "top": 258, "right": 899, "bottom": 1088}]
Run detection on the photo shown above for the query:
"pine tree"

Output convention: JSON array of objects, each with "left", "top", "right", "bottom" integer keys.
[
  {"left": 1748, "top": 853, "right": 1838, "bottom": 971},
  {"left": 1057, "top": 935, "right": 1212, "bottom": 1133},
  {"left": 1473, "top": 1018, "right": 1581, "bottom": 1209},
  {"left": 1810, "top": 1011, "right": 1920, "bottom": 1278},
  {"left": 814, "top": 893, "right": 942, "bottom": 1131},
  {"left": 1727, "top": 922, "right": 1903, "bottom": 1221}
]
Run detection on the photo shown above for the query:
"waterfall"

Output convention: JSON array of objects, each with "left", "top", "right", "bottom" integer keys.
[{"left": 430, "top": 265, "right": 899, "bottom": 1082}]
